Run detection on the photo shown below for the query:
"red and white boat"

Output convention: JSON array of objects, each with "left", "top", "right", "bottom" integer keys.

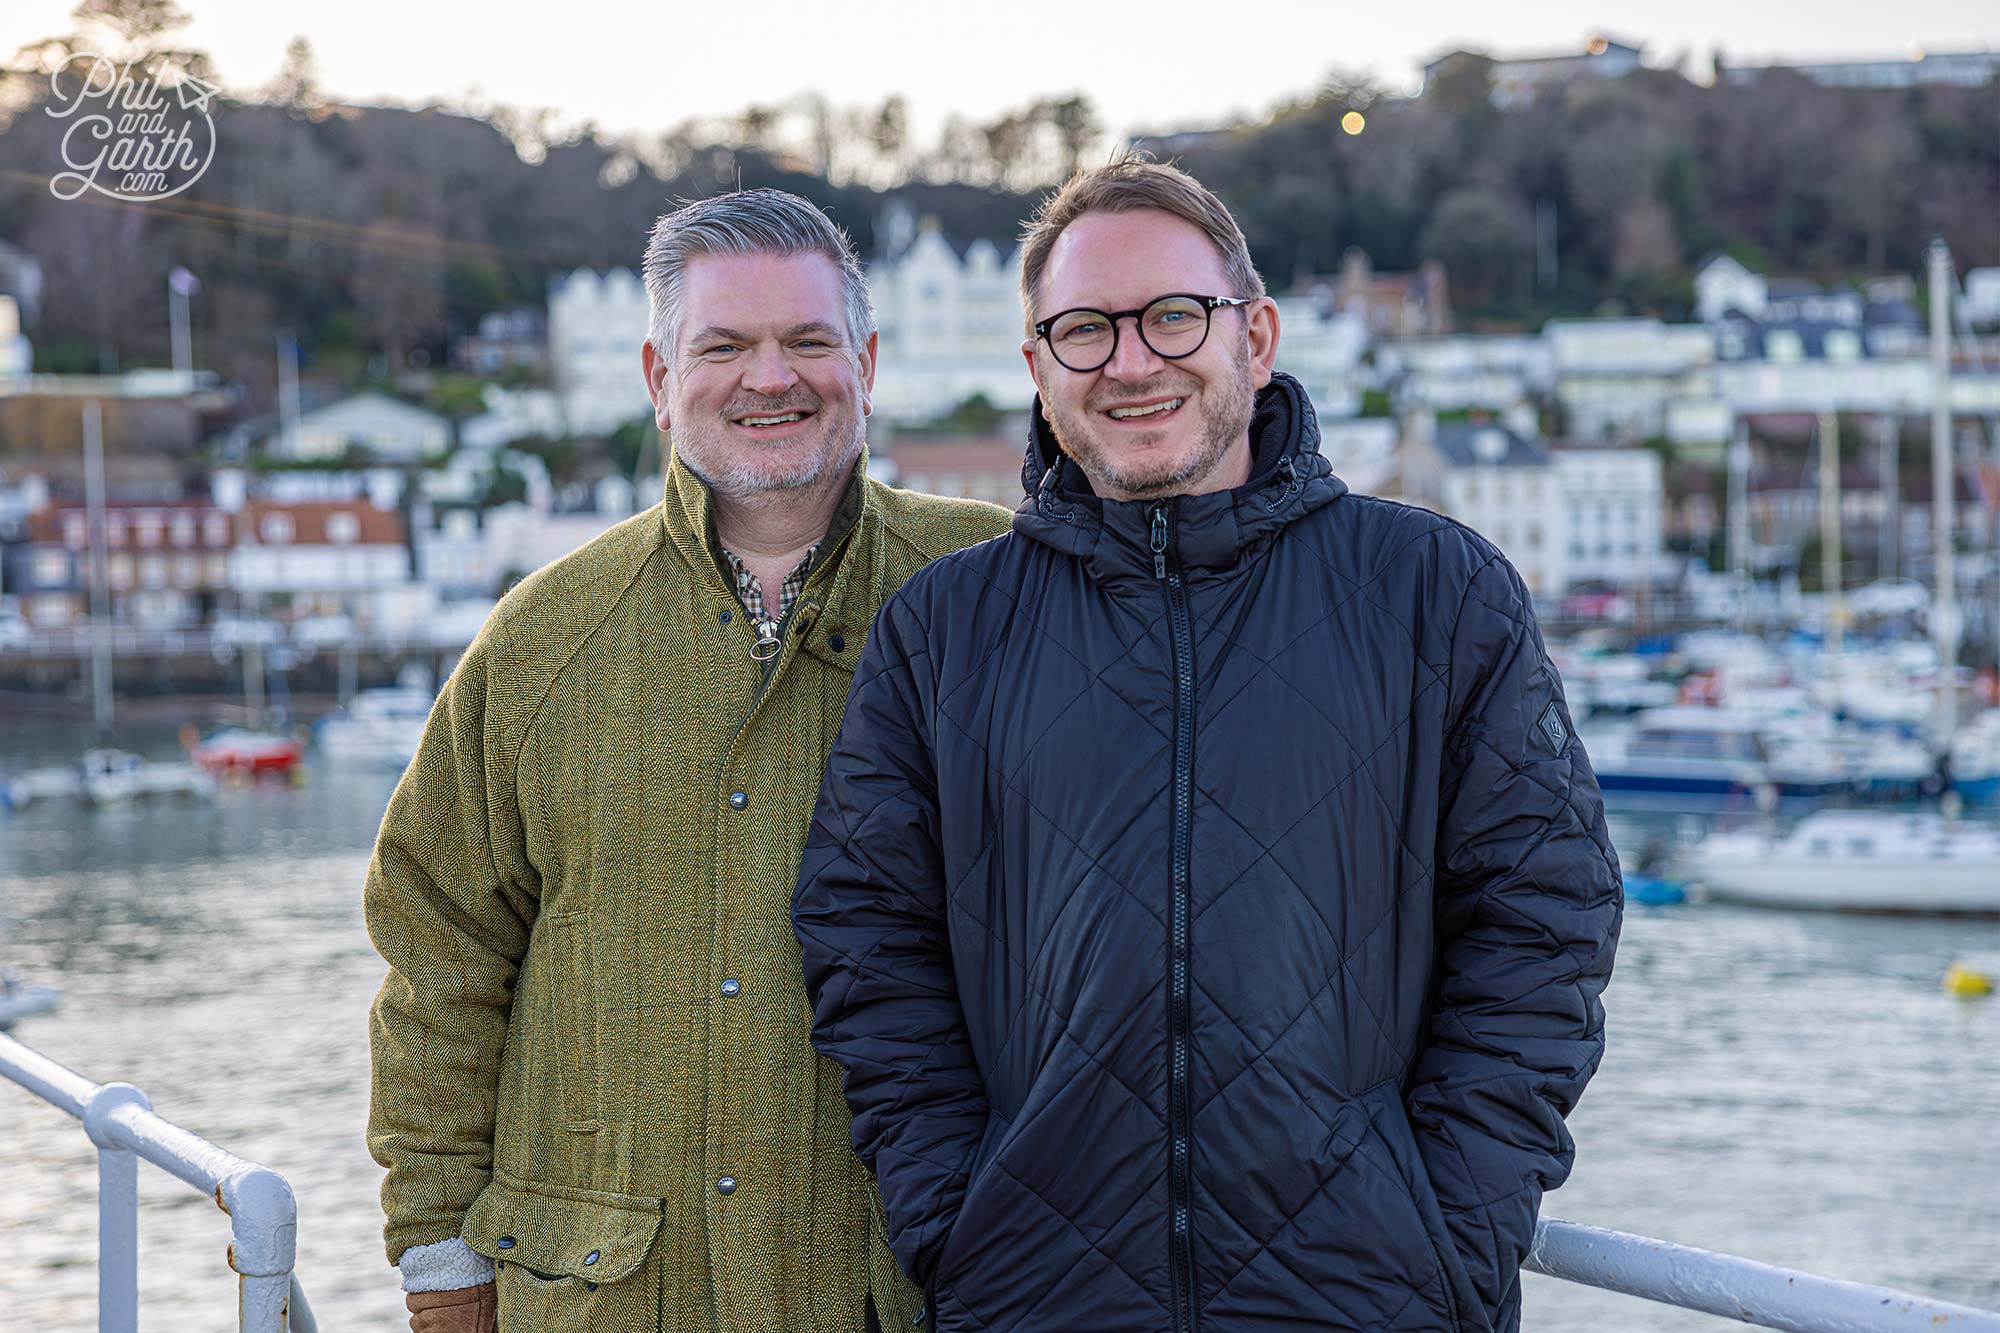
[{"left": 189, "top": 729, "right": 305, "bottom": 777}]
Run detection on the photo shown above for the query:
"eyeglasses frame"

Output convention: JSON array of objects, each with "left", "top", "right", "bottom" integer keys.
[{"left": 1031, "top": 293, "right": 1257, "bottom": 372}]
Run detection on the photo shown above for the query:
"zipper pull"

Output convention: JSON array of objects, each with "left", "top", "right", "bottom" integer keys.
[
  {"left": 751, "top": 619, "right": 782, "bottom": 663},
  {"left": 1150, "top": 504, "right": 1169, "bottom": 579}
]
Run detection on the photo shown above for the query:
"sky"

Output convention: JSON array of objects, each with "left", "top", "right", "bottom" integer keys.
[{"left": 2, "top": 0, "right": 1995, "bottom": 142}]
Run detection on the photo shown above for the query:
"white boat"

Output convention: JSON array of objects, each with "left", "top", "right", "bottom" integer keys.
[
  {"left": 1584, "top": 707, "right": 1851, "bottom": 805},
  {"left": 1691, "top": 810, "right": 2000, "bottom": 916},
  {"left": 314, "top": 687, "right": 434, "bottom": 769},
  {"left": 3, "top": 749, "right": 216, "bottom": 810},
  {"left": 1951, "top": 709, "right": 2000, "bottom": 808}
]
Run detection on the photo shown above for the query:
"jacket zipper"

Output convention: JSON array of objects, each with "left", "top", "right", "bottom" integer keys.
[{"left": 1151, "top": 502, "right": 1198, "bottom": 1333}]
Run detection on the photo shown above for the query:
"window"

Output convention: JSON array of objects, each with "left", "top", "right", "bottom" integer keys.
[
  {"left": 32, "top": 549, "right": 68, "bottom": 585},
  {"left": 170, "top": 513, "right": 195, "bottom": 547},
  {"left": 326, "top": 512, "right": 360, "bottom": 545},
  {"left": 203, "top": 514, "right": 230, "bottom": 546},
  {"left": 62, "top": 514, "right": 86, "bottom": 548},
  {"left": 260, "top": 513, "right": 294, "bottom": 545}
]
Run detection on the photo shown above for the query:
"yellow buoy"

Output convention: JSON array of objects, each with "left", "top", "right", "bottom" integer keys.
[{"left": 1944, "top": 961, "right": 1995, "bottom": 998}]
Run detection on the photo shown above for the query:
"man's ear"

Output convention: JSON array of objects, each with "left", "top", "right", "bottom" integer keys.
[
  {"left": 642, "top": 340, "right": 672, "bottom": 432},
  {"left": 1246, "top": 298, "right": 1281, "bottom": 390},
  {"left": 857, "top": 329, "right": 878, "bottom": 417}
]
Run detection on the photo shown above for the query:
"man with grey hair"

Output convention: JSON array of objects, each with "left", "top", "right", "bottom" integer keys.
[{"left": 367, "top": 188, "right": 1012, "bottom": 1333}]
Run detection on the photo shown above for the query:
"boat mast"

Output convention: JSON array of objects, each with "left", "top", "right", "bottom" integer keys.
[
  {"left": 82, "top": 399, "right": 113, "bottom": 743},
  {"left": 1927, "top": 237, "right": 1957, "bottom": 741},
  {"left": 1728, "top": 418, "right": 1752, "bottom": 633},
  {"left": 1818, "top": 408, "right": 1843, "bottom": 667}
]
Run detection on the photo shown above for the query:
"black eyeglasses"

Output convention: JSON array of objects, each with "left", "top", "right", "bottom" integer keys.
[{"left": 1032, "top": 293, "right": 1255, "bottom": 373}]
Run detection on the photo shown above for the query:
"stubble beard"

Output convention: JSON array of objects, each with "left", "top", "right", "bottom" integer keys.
[
  {"left": 674, "top": 394, "right": 865, "bottom": 503},
  {"left": 1042, "top": 332, "right": 1255, "bottom": 502}
]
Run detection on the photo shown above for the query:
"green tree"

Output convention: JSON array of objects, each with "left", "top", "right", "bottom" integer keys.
[{"left": 1419, "top": 188, "right": 1529, "bottom": 310}]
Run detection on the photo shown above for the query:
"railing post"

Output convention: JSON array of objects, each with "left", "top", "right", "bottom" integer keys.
[
  {"left": 84, "top": 1083, "right": 151, "bottom": 1333},
  {"left": 219, "top": 1166, "right": 299, "bottom": 1333}
]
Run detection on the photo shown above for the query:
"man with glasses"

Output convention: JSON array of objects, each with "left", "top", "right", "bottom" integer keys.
[{"left": 795, "top": 158, "right": 1621, "bottom": 1332}]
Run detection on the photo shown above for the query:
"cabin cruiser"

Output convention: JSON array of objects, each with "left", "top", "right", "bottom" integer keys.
[
  {"left": 1691, "top": 810, "right": 2000, "bottom": 916},
  {"left": 314, "top": 687, "right": 434, "bottom": 770},
  {"left": 1584, "top": 707, "right": 1850, "bottom": 805}
]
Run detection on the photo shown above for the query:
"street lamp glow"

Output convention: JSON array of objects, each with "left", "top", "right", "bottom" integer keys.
[{"left": 1341, "top": 111, "right": 1365, "bottom": 135}]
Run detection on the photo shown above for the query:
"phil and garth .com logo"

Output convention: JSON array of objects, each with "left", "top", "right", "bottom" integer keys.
[{"left": 45, "top": 53, "right": 220, "bottom": 203}]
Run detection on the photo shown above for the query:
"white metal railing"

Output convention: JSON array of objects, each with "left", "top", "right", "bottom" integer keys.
[
  {"left": 4, "top": 1006, "right": 1997, "bottom": 1332},
  {"left": 1528, "top": 1217, "right": 2000, "bottom": 1332},
  {"left": 0, "top": 1030, "right": 317, "bottom": 1332}
]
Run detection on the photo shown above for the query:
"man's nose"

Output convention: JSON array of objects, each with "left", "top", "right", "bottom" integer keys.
[
  {"left": 740, "top": 343, "right": 798, "bottom": 397},
  {"left": 1100, "top": 314, "right": 1167, "bottom": 381}
]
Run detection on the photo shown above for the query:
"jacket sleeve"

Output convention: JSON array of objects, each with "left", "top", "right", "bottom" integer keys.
[
  {"left": 365, "top": 632, "right": 539, "bottom": 1264},
  {"left": 793, "top": 589, "right": 988, "bottom": 1289},
  {"left": 1407, "top": 553, "right": 1623, "bottom": 1331}
]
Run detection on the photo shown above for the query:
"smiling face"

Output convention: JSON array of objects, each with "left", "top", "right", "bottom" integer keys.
[
  {"left": 1023, "top": 208, "right": 1278, "bottom": 502},
  {"left": 643, "top": 250, "right": 875, "bottom": 501}
]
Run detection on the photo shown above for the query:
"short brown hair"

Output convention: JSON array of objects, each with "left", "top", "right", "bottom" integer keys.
[{"left": 1018, "top": 153, "right": 1264, "bottom": 331}]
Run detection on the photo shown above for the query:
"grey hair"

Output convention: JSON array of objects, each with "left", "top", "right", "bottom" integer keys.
[{"left": 641, "top": 189, "right": 873, "bottom": 361}]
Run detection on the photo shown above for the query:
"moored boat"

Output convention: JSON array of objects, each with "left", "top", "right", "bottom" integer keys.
[
  {"left": 190, "top": 729, "right": 306, "bottom": 778},
  {"left": 1584, "top": 707, "right": 1850, "bottom": 806},
  {"left": 313, "top": 687, "right": 434, "bottom": 770},
  {"left": 1690, "top": 810, "right": 2000, "bottom": 916}
]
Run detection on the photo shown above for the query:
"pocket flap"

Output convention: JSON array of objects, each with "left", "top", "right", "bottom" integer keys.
[{"left": 461, "top": 1171, "right": 663, "bottom": 1283}]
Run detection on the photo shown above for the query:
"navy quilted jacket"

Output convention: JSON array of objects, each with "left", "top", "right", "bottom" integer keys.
[{"left": 795, "top": 373, "right": 1622, "bottom": 1332}]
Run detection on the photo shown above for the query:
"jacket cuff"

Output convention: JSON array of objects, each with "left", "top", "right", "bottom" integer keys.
[{"left": 399, "top": 1237, "right": 495, "bottom": 1292}]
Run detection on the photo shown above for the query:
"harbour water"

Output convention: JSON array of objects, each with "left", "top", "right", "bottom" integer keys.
[{"left": 1, "top": 721, "right": 1997, "bottom": 1331}]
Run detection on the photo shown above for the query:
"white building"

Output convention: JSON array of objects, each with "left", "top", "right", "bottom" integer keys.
[
  {"left": 1544, "top": 318, "right": 1719, "bottom": 442},
  {"left": 0, "top": 295, "right": 31, "bottom": 378},
  {"left": 415, "top": 506, "right": 490, "bottom": 597},
  {"left": 1966, "top": 269, "right": 2000, "bottom": 328},
  {"left": 1694, "top": 254, "right": 1768, "bottom": 324},
  {"left": 1405, "top": 420, "right": 1566, "bottom": 600},
  {"left": 1722, "top": 49, "right": 2000, "bottom": 89},
  {"left": 461, "top": 385, "right": 566, "bottom": 451},
  {"left": 869, "top": 219, "right": 1034, "bottom": 423},
  {"left": 1315, "top": 417, "right": 1400, "bottom": 496},
  {"left": 1378, "top": 334, "right": 1552, "bottom": 411},
  {"left": 274, "top": 392, "right": 451, "bottom": 462},
  {"left": 230, "top": 498, "right": 416, "bottom": 624},
  {"left": 1271, "top": 301, "right": 1370, "bottom": 417},
  {"left": 547, "top": 268, "right": 654, "bottom": 436},
  {"left": 1554, "top": 446, "right": 1665, "bottom": 589},
  {"left": 1715, "top": 357, "right": 2000, "bottom": 416},
  {"left": 1423, "top": 35, "right": 1645, "bottom": 105},
  {"left": 482, "top": 502, "right": 637, "bottom": 585}
]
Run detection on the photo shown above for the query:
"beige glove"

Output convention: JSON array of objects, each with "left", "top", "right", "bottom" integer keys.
[{"left": 405, "top": 1282, "right": 497, "bottom": 1333}]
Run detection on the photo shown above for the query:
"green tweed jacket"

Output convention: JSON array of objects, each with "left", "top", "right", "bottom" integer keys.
[{"left": 365, "top": 447, "right": 1012, "bottom": 1331}]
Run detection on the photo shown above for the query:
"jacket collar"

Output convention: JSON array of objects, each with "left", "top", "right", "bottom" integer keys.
[
  {"left": 659, "top": 445, "right": 873, "bottom": 670},
  {"left": 1012, "top": 371, "right": 1349, "bottom": 582}
]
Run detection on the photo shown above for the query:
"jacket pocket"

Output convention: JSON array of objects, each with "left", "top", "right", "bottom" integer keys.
[
  {"left": 461, "top": 1169, "right": 664, "bottom": 1279},
  {"left": 1365, "top": 1086, "right": 1488, "bottom": 1333},
  {"left": 530, "top": 912, "right": 602, "bottom": 1133}
]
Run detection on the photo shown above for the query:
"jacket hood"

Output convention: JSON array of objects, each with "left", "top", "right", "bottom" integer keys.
[{"left": 1013, "top": 370, "right": 1349, "bottom": 579}]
